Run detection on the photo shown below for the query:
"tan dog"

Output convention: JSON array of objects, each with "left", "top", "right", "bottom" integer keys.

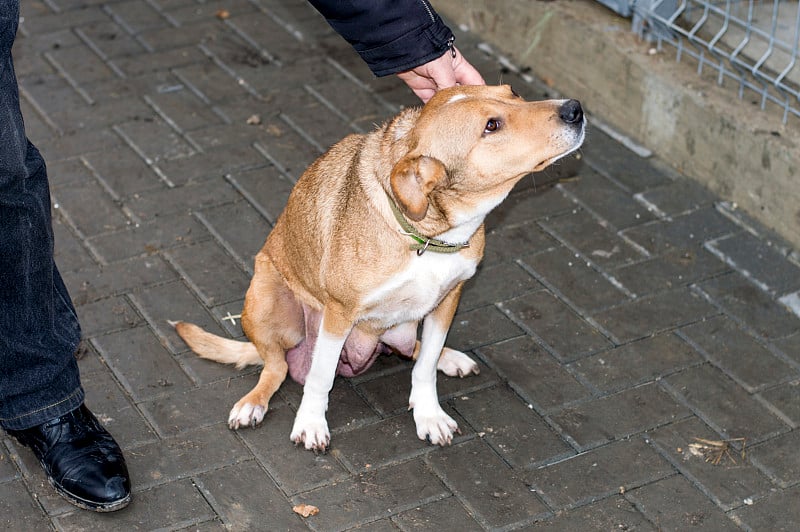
[{"left": 172, "top": 85, "right": 585, "bottom": 451}]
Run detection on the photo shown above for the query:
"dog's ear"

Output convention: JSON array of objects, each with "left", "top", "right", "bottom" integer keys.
[{"left": 390, "top": 156, "right": 447, "bottom": 222}]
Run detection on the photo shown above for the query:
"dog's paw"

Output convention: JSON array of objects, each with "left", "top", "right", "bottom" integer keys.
[
  {"left": 228, "top": 401, "right": 267, "bottom": 430},
  {"left": 290, "top": 412, "right": 330, "bottom": 452},
  {"left": 437, "top": 348, "right": 480, "bottom": 378},
  {"left": 412, "top": 404, "right": 459, "bottom": 446}
]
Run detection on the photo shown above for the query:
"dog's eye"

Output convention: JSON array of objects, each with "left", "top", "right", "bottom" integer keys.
[{"left": 484, "top": 118, "right": 501, "bottom": 134}]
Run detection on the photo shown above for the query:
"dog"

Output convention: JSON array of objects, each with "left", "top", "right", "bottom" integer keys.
[{"left": 171, "top": 85, "right": 585, "bottom": 451}]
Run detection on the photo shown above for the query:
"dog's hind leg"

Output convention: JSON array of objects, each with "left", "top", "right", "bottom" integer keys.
[{"left": 229, "top": 255, "right": 304, "bottom": 430}]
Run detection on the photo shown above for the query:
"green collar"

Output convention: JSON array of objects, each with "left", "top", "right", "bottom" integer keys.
[{"left": 386, "top": 192, "right": 470, "bottom": 255}]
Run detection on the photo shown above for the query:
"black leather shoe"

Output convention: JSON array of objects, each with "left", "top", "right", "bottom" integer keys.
[{"left": 7, "top": 404, "right": 131, "bottom": 512}]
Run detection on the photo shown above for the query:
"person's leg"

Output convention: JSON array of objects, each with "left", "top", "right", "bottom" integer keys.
[{"left": 0, "top": 2, "right": 130, "bottom": 512}]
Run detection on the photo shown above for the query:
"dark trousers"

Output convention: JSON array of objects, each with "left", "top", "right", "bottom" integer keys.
[{"left": 0, "top": 0, "right": 84, "bottom": 431}]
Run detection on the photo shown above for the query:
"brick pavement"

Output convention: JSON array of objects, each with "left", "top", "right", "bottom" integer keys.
[{"left": 3, "top": 0, "right": 800, "bottom": 530}]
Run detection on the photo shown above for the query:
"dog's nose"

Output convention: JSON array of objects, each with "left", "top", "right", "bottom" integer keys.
[{"left": 559, "top": 99, "right": 583, "bottom": 125}]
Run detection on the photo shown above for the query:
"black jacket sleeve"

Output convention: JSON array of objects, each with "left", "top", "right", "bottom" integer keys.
[{"left": 307, "top": 0, "right": 454, "bottom": 77}]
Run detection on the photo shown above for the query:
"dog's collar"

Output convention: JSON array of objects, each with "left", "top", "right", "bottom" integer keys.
[{"left": 385, "top": 192, "right": 470, "bottom": 255}]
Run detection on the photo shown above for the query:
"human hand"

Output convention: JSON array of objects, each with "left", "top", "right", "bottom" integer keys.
[{"left": 396, "top": 46, "right": 485, "bottom": 103}]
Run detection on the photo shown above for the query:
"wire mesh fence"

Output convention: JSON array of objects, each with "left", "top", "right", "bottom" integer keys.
[{"left": 631, "top": 0, "right": 800, "bottom": 123}]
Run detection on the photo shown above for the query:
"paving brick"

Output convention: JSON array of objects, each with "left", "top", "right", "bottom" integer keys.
[
  {"left": 551, "top": 383, "right": 692, "bottom": 450},
  {"left": 680, "top": 315, "right": 799, "bottom": 392},
  {"left": 665, "top": 364, "right": 787, "bottom": 443},
  {"left": 47, "top": 156, "right": 95, "bottom": 188},
  {"left": 145, "top": 87, "right": 227, "bottom": 132},
  {"left": 331, "top": 410, "right": 467, "bottom": 472},
  {"left": 125, "top": 425, "right": 250, "bottom": 490},
  {"left": 559, "top": 168, "right": 658, "bottom": 229},
  {"left": 458, "top": 262, "right": 542, "bottom": 312},
  {"left": 130, "top": 278, "right": 228, "bottom": 354},
  {"left": 140, "top": 375, "right": 273, "bottom": 437},
  {"left": 295, "top": 458, "right": 448, "bottom": 531},
  {"left": 154, "top": 143, "right": 267, "bottom": 187},
  {"left": 773, "top": 333, "right": 800, "bottom": 365},
  {"left": 392, "top": 496, "right": 482, "bottom": 531},
  {"left": 731, "top": 484, "right": 800, "bottom": 531},
  {"left": 427, "top": 439, "right": 548, "bottom": 529},
  {"left": 20, "top": 73, "right": 89, "bottom": 121},
  {"left": 635, "top": 177, "right": 719, "bottom": 216},
  {"left": 748, "top": 430, "right": 800, "bottom": 487},
  {"left": 196, "top": 460, "right": 307, "bottom": 531},
  {"left": 226, "top": 166, "right": 301, "bottom": 223},
  {"left": 19, "top": 5, "right": 108, "bottom": 35},
  {"left": 197, "top": 201, "right": 267, "bottom": 267},
  {"left": 82, "top": 145, "right": 164, "bottom": 199},
  {"left": 110, "top": 45, "right": 209, "bottom": 77},
  {"left": 354, "top": 358, "right": 494, "bottom": 418},
  {"left": 54, "top": 478, "right": 214, "bottom": 531},
  {"left": 163, "top": 239, "right": 251, "bottom": 306},
  {"left": 306, "top": 76, "right": 393, "bottom": 131},
  {"left": 448, "top": 305, "right": 524, "bottom": 352},
  {"left": 698, "top": 272, "right": 800, "bottom": 340},
  {"left": 708, "top": 232, "right": 800, "bottom": 297},
  {"left": 593, "top": 288, "right": 718, "bottom": 344},
  {"left": 485, "top": 187, "right": 575, "bottom": 231},
  {"left": 582, "top": 129, "right": 672, "bottom": 192},
  {"left": 621, "top": 208, "right": 739, "bottom": 256},
  {"left": 64, "top": 254, "right": 178, "bottom": 305},
  {"left": 37, "top": 125, "right": 125, "bottom": 162},
  {"left": 501, "top": 290, "right": 612, "bottom": 360},
  {"left": 75, "top": 18, "right": 147, "bottom": 59},
  {"left": 452, "top": 386, "right": 573, "bottom": 468},
  {"left": 45, "top": 42, "right": 118, "bottom": 84},
  {"left": 0, "top": 442, "right": 19, "bottom": 483},
  {"left": 759, "top": 380, "right": 800, "bottom": 426},
  {"left": 80, "top": 365, "right": 157, "bottom": 449},
  {"left": 76, "top": 297, "right": 142, "bottom": 338},
  {"left": 647, "top": 416, "right": 774, "bottom": 511},
  {"left": 53, "top": 178, "right": 132, "bottom": 236},
  {"left": 481, "top": 220, "right": 557, "bottom": 267},
  {"left": 0, "top": 480, "right": 50, "bottom": 530},
  {"left": 114, "top": 116, "right": 196, "bottom": 165},
  {"left": 520, "top": 245, "right": 630, "bottom": 312},
  {"left": 138, "top": 19, "right": 224, "bottom": 52},
  {"left": 526, "top": 496, "right": 654, "bottom": 530},
  {"left": 164, "top": 0, "right": 255, "bottom": 25},
  {"left": 238, "top": 405, "right": 349, "bottom": 495},
  {"left": 540, "top": 208, "right": 644, "bottom": 270},
  {"left": 173, "top": 348, "right": 257, "bottom": 387},
  {"left": 224, "top": 11, "right": 309, "bottom": 63},
  {"left": 527, "top": 437, "right": 673, "bottom": 509},
  {"left": 92, "top": 325, "right": 195, "bottom": 401},
  {"left": 53, "top": 216, "right": 97, "bottom": 272},
  {"left": 87, "top": 212, "right": 210, "bottom": 262},
  {"left": 612, "top": 247, "right": 729, "bottom": 297},
  {"left": 106, "top": 0, "right": 172, "bottom": 34},
  {"left": 477, "top": 336, "right": 590, "bottom": 411},
  {"left": 129, "top": 177, "right": 241, "bottom": 220},
  {"left": 171, "top": 61, "right": 253, "bottom": 105},
  {"left": 568, "top": 333, "right": 704, "bottom": 394},
  {"left": 626, "top": 474, "right": 740, "bottom": 530}
]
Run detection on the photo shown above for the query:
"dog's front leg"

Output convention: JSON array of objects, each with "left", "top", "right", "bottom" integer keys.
[
  {"left": 409, "top": 284, "right": 463, "bottom": 446},
  {"left": 290, "top": 304, "right": 352, "bottom": 452}
]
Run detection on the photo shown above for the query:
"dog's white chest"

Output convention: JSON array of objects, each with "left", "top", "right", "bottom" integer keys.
[{"left": 361, "top": 252, "right": 476, "bottom": 326}]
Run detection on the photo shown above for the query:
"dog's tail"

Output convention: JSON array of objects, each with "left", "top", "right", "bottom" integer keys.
[{"left": 168, "top": 320, "right": 262, "bottom": 369}]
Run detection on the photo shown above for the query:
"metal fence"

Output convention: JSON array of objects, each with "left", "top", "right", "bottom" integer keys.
[{"left": 601, "top": 0, "right": 800, "bottom": 123}]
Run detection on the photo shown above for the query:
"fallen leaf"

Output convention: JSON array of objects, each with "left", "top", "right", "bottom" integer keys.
[
  {"left": 246, "top": 114, "right": 262, "bottom": 125},
  {"left": 215, "top": 9, "right": 230, "bottom": 20},
  {"left": 293, "top": 504, "right": 319, "bottom": 518}
]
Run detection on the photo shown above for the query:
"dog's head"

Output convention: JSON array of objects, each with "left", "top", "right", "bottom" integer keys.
[{"left": 389, "top": 85, "right": 585, "bottom": 223}]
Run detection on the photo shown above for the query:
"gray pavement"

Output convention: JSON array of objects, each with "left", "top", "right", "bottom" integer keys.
[{"left": 3, "top": 0, "right": 800, "bottom": 530}]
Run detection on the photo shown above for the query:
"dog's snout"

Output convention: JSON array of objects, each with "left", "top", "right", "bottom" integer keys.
[{"left": 559, "top": 99, "right": 583, "bottom": 125}]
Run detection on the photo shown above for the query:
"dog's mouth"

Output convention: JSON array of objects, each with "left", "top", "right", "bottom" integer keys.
[{"left": 533, "top": 121, "right": 586, "bottom": 171}]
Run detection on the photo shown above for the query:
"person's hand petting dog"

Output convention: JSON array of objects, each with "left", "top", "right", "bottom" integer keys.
[{"left": 397, "top": 46, "right": 485, "bottom": 103}]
